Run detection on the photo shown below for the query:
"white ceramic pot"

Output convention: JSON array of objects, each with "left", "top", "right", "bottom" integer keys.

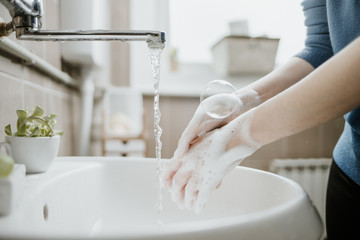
[{"left": 0, "top": 135, "right": 60, "bottom": 173}]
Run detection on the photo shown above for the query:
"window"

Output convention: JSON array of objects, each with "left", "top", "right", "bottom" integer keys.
[{"left": 130, "top": 0, "right": 305, "bottom": 96}]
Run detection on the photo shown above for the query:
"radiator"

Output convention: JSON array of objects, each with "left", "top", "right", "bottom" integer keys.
[{"left": 269, "top": 158, "right": 332, "bottom": 225}]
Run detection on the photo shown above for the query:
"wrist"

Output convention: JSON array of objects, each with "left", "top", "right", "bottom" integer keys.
[
  {"left": 237, "top": 88, "right": 261, "bottom": 109},
  {"left": 232, "top": 88, "right": 262, "bottom": 117},
  {"left": 225, "top": 109, "right": 262, "bottom": 152},
  {"left": 250, "top": 105, "right": 284, "bottom": 146}
]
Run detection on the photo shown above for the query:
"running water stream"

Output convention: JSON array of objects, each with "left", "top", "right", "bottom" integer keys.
[{"left": 149, "top": 47, "right": 164, "bottom": 223}]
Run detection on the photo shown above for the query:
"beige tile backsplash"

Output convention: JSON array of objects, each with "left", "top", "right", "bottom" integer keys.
[
  {"left": 0, "top": 67, "right": 78, "bottom": 156},
  {"left": 0, "top": 2, "right": 78, "bottom": 156}
]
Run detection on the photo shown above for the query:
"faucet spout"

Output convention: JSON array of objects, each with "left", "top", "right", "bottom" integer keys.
[
  {"left": 146, "top": 32, "right": 166, "bottom": 49},
  {"left": 0, "top": 0, "right": 166, "bottom": 47},
  {"left": 16, "top": 29, "right": 166, "bottom": 47}
]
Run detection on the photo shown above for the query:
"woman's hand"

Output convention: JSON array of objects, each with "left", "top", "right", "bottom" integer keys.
[
  {"left": 162, "top": 110, "right": 261, "bottom": 213},
  {"left": 173, "top": 87, "right": 261, "bottom": 160}
]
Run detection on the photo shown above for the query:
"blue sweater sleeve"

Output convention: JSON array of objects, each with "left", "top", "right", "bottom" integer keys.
[{"left": 295, "top": 0, "right": 334, "bottom": 68}]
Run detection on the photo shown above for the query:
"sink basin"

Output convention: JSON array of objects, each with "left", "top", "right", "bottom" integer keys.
[{"left": 0, "top": 157, "right": 323, "bottom": 240}]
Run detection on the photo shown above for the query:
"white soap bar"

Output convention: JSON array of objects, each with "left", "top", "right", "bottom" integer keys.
[{"left": 0, "top": 164, "right": 26, "bottom": 216}]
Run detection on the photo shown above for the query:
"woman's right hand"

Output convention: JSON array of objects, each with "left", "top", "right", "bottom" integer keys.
[{"left": 173, "top": 87, "right": 261, "bottom": 160}]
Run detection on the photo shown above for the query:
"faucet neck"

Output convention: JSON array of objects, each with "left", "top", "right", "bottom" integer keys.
[
  {"left": 0, "top": 0, "right": 166, "bottom": 47},
  {"left": 0, "top": 0, "right": 43, "bottom": 18},
  {"left": 14, "top": 15, "right": 41, "bottom": 33},
  {"left": 0, "top": 0, "right": 42, "bottom": 35}
]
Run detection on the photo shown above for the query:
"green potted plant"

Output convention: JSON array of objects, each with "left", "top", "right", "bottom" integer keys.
[{"left": 0, "top": 106, "right": 63, "bottom": 173}]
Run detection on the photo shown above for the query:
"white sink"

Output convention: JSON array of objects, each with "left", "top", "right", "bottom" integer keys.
[{"left": 0, "top": 157, "right": 323, "bottom": 240}]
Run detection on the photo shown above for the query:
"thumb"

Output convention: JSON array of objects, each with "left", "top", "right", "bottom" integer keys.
[{"left": 173, "top": 108, "right": 207, "bottom": 158}]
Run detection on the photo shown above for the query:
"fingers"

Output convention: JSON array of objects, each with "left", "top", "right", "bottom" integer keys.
[
  {"left": 162, "top": 158, "right": 182, "bottom": 188},
  {"left": 170, "top": 163, "right": 193, "bottom": 192},
  {"left": 171, "top": 174, "right": 201, "bottom": 211},
  {"left": 193, "top": 175, "right": 222, "bottom": 214},
  {"left": 167, "top": 160, "right": 193, "bottom": 208},
  {"left": 165, "top": 158, "right": 201, "bottom": 210},
  {"left": 168, "top": 167, "right": 221, "bottom": 212},
  {"left": 173, "top": 135, "right": 191, "bottom": 159},
  {"left": 173, "top": 108, "right": 205, "bottom": 158},
  {"left": 174, "top": 108, "right": 222, "bottom": 159},
  {"left": 170, "top": 186, "right": 186, "bottom": 209},
  {"left": 184, "top": 176, "right": 200, "bottom": 209},
  {"left": 194, "top": 182, "right": 213, "bottom": 214}
]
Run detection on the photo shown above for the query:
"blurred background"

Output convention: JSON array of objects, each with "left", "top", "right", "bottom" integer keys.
[
  {"left": 0, "top": 0, "right": 343, "bottom": 230},
  {"left": 0, "top": 0, "right": 344, "bottom": 169}
]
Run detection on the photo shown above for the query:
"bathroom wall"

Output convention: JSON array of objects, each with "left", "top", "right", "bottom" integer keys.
[
  {"left": 85, "top": 0, "right": 345, "bottom": 171},
  {"left": 88, "top": 0, "right": 130, "bottom": 156},
  {"left": 0, "top": 0, "right": 80, "bottom": 156},
  {"left": 110, "top": 0, "right": 130, "bottom": 87},
  {"left": 6, "top": 0, "right": 342, "bottom": 168}
]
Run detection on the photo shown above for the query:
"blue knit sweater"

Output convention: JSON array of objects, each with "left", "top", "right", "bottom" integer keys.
[{"left": 295, "top": 0, "right": 360, "bottom": 185}]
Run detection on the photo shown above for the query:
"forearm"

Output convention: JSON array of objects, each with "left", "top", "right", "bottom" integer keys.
[
  {"left": 251, "top": 37, "right": 360, "bottom": 145},
  {"left": 240, "top": 57, "right": 314, "bottom": 103}
]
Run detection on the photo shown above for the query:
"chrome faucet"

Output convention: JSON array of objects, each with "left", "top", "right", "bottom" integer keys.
[{"left": 0, "top": 0, "right": 165, "bottom": 48}]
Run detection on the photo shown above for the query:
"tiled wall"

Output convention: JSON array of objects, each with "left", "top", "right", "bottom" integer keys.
[{"left": 0, "top": 0, "right": 80, "bottom": 156}]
